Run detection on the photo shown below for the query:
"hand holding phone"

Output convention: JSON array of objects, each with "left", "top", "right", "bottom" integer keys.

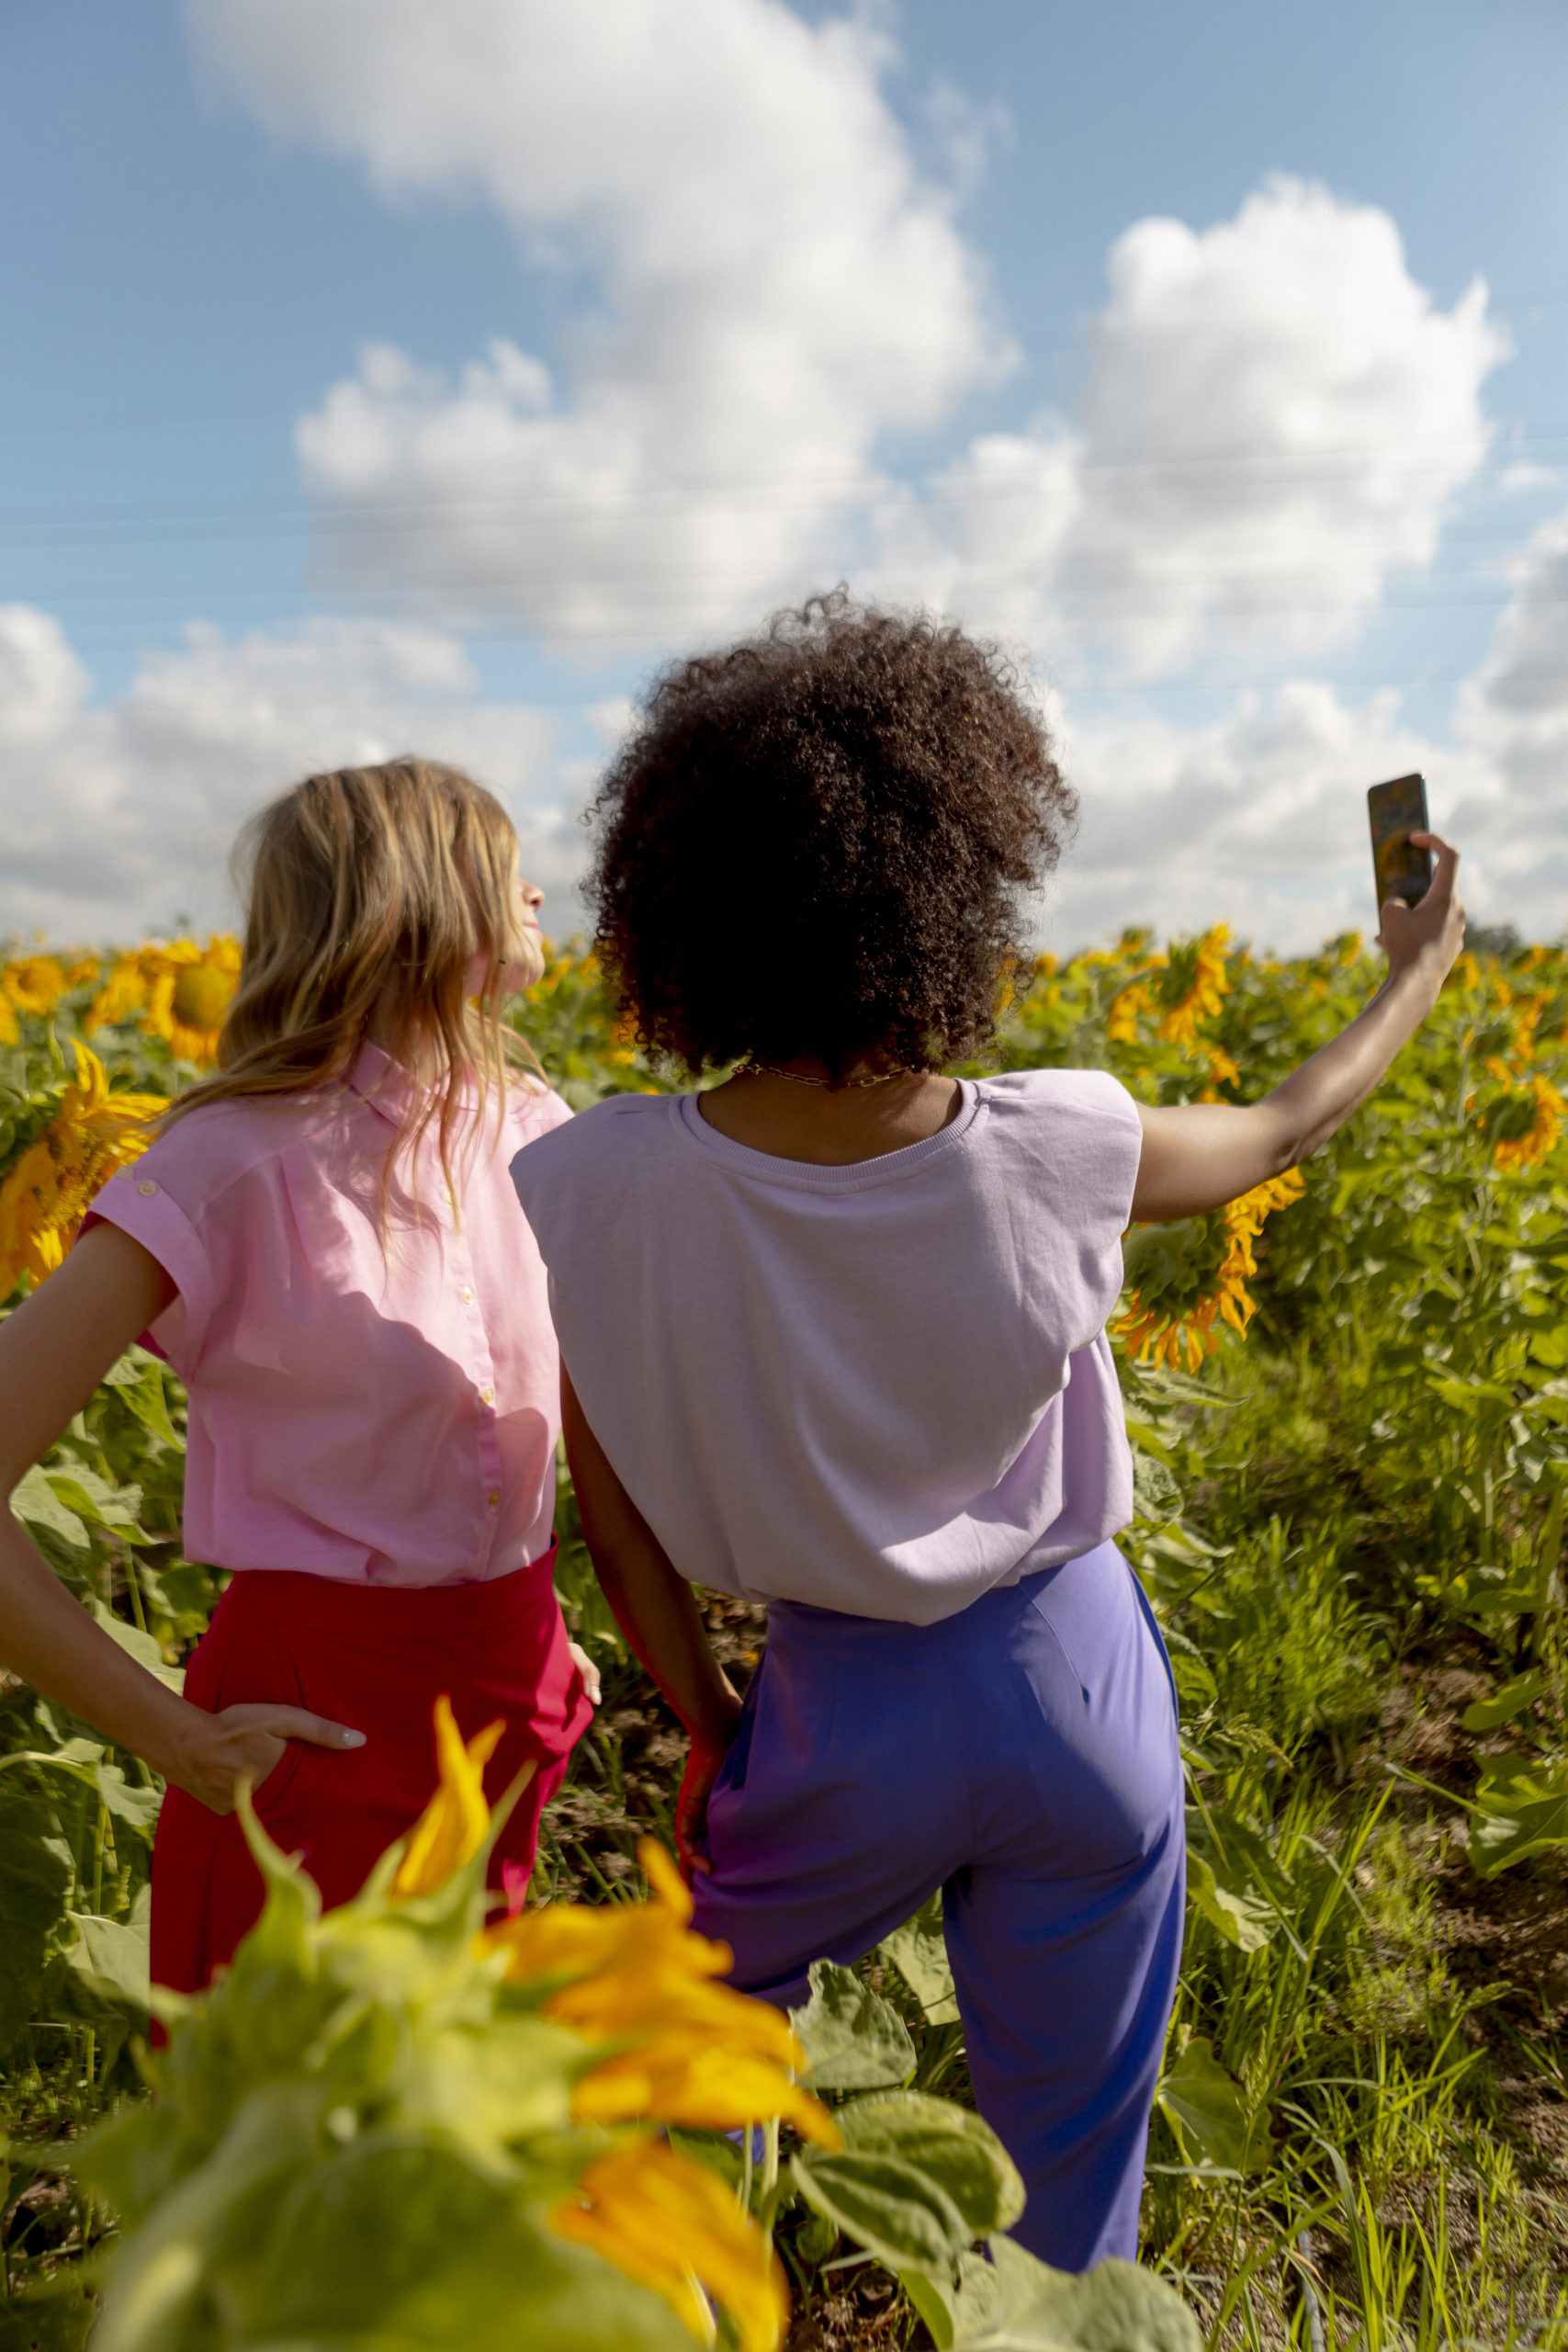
[
  {"left": 1368, "top": 774, "right": 1435, "bottom": 912},
  {"left": 1376, "top": 829, "right": 1464, "bottom": 988}
]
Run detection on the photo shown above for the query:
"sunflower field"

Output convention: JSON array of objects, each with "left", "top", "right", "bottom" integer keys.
[{"left": 4, "top": 924, "right": 1568, "bottom": 2351}]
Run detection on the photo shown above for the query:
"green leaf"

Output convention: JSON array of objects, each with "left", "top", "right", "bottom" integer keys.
[
  {"left": 789, "top": 1959, "right": 916, "bottom": 2091},
  {"left": 1469, "top": 1751, "right": 1568, "bottom": 1875},
  {"left": 237, "top": 2134, "right": 694, "bottom": 2351},
  {"left": 931, "top": 2233, "right": 1202, "bottom": 2351},
  {"left": 87, "top": 1600, "right": 184, "bottom": 1695},
  {"left": 790, "top": 2143, "right": 974, "bottom": 2281},
  {"left": 835, "top": 2090, "right": 1024, "bottom": 2238},
  {"left": 0, "top": 1787, "right": 73, "bottom": 2052},
  {"left": 1461, "top": 1668, "right": 1551, "bottom": 1731},
  {"left": 11, "top": 1464, "right": 88, "bottom": 1551},
  {"left": 65, "top": 1911, "right": 151, "bottom": 2015},
  {"left": 1427, "top": 1374, "right": 1517, "bottom": 1414},
  {"left": 396, "top": 2018, "right": 581, "bottom": 2170},
  {"left": 94, "top": 1761, "right": 163, "bottom": 1836},
  {"left": 1184, "top": 1849, "right": 1276, "bottom": 1953},
  {"left": 102, "top": 1351, "right": 178, "bottom": 1447},
  {"left": 1156, "top": 2039, "right": 1272, "bottom": 2175},
  {"left": 1131, "top": 1451, "right": 1182, "bottom": 1526},
  {"left": 81, "top": 2080, "right": 332, "bottom": 2352},
  {"left": 45, "top": 1467, "right": 146, "bottom": 1537},
  {"left": 0, "top": 2287, "right": 97, "bottom": 2352},
  {"left": 881, "top": 1894, "right": 961, "bottom": 2026}
]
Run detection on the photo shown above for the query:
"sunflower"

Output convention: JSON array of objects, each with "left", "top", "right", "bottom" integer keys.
[
  {"left": 0, "top": 1045, "right": 165, "bottom": 1295},
  {"left": 1493, "top": 1074, "right": 1566, "bottom": 1175},
  {"left": 391, "top": 1710, "right": 829, "bottom": 2352},
  {"left": 2, "top": 954, "right": 68, "bottom": 1021},
  {"left": 1506, "top": 994, "right": 1547, "bottom": 1066},
  {"left": 1113, "top": 1166, "right": 1305, "bottom": 1373},
  {"left": 392, "top": 1695, "right": 510, "bottom": 1897},
  {"left": 1157, "top": 924, "right": 1232, "bottom": 1047},
  {"left": 141, "top": 936, "right": 242, "bottom": 1064},
  {"left": 552, "top": 2139, "right": 790, "bottom": 2352},
  {"left": 1107, "top": 981, "right": 1153, "bottom": 1045},
  {"left": 1198, "top": 1042, "right": 1242, "bottom": 1101},
  {"left": 85, "top": 952, "right": 152, "bottom": 1035}
]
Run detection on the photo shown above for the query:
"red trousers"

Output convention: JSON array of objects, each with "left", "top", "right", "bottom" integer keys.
[{"left": 151, "top": 1545, "right": 592, "bottom": 1996}]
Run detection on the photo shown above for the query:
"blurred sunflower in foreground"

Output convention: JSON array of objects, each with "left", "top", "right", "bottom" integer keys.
[
  {"left": 392, "top": 1698, "right": 833, "bottom": 2348},
  {"left": 82, "top": 1693, "right": 830, "bottom": 2352}
]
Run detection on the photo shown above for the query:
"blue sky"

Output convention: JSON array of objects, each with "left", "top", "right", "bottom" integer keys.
[{"left": 3, "top": 0, "right": 1566, "bottom": 947}]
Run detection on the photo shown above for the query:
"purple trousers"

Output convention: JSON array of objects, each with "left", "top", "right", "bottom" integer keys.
[{"left": 692, "top": 1541, "right": 1184, "bottom": 2271}]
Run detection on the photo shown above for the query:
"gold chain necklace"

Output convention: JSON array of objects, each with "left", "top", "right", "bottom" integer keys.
[{"left": 741, "top": 1059, "right": 920, "bottom": 1089}]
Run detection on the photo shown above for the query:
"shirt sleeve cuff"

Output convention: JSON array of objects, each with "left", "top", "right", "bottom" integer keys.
[{"left": 82, "top": 1173, "right": 214, "bottom": 1372}]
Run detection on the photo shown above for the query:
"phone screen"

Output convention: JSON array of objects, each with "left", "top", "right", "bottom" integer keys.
[{"left": 1368, "top": 774, "right": 1433, "bottom": 911}]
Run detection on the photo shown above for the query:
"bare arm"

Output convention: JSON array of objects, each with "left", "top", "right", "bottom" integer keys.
[
  {"left": 560, "top": 1364, "right": 741, "bottom": 1878},
  {"left": 1131, "top": 834, "right": 1466, "bottom": 1221},
  {"left": 0, "top": 1221, "right": 364, "bottom": 1815}
]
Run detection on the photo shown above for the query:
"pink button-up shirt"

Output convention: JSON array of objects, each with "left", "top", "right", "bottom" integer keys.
[{"left": 86, "top": 1045, "right": 571, "bottom": 1587}]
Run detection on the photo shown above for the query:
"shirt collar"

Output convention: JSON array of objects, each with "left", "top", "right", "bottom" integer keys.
[
  {"left": 345, "top": 1041, "right": 420, "bottom": 1128},
  {"left": 346, "top": 1040, "right": 485, "bottom": 1128}
]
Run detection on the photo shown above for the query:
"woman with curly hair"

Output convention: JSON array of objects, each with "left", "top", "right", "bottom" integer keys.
[{"left": 511, "top": 594, "right": 1462, "bottom": 2268}]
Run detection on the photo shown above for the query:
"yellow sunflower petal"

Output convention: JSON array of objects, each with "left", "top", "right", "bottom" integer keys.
[
  {"left": 571, "top": 2039, "right": 839, "bottom": 2146},
  {"left": 551, "top": 2139, "right": 788, "bottom": 2352},
  {"left": 392, "top": 1696, "right": 509, "bottom": 1897},
  {"left": 638, "top": 1835, "right": 694, "bottom": 1925}
]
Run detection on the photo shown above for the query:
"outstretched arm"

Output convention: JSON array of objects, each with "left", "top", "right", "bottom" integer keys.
[
  {"left": 1131, "top": 834, "right": 1466, "bottom": 1222},
  {"left": 0, "top": 1221, "right": 365, "bottom": 1814},
  {"left": 560, "top": 1364, "right": 742, "bottom": 1880}
]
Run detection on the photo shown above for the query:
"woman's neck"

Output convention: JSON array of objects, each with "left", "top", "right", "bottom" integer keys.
[{"left": 696, "top": 1057, "right": 961, "bottom": 1166}]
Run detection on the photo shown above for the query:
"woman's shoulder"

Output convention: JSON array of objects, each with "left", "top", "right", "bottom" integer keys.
[
  {"left": 518, "top": 1087, "right": 673, "bottom": 1151},
  {"left": 130, "top": 1091, "right": 339, "bottom": 1216},
  {"left": 510, "top": 1088, "right": 678, "bottom": 1200},
  {"left": 502, "top": 1075, "right": 575, "bottom": 1145},
  {"left": 978, "top": 1067, "right": 1142, "bottom": 1128}
]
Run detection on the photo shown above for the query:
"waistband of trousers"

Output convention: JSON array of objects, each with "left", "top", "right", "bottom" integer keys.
[
  {"left": 218, "top": 1538, "right": 560, "bottom": 1638},
  {"left": 762, "top": 1537, "right": 1128, "bottom": 1643}
]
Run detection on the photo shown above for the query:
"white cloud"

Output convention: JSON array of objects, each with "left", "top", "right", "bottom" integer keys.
[
  {"left": 1041, "top": 680, "right": 1476, "bottom": 954},
  {"left": 1451, "top": 506, "right": 1568, "bottom": 931},
  {"left": 1069, "top": 179, "right": 1506, "bottom": 675},
  {"left": 878, "top": 178, "right": 1507, "bottom": 679},
  {"left": 186, "top": 0, "right": 1006, "bottom": 644},
  {"left": 0, "top": 612, "right": 565, "bottom": 944},
  {"left": 4, "top": 582, "right": 1560, "bottom": 958},
  {"left": 185, "top": 6, "right": 1507, "bottom": 684}
]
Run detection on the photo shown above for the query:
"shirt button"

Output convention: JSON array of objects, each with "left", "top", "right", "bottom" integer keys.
[
  {"left": 138, "top": 1180, "right": 157, "bottom": 1196},
  {"left": 460, "top": 1286, "right": 475, "bottom": 1306},
  {"left": 480, "top": 1385, "right": 494, "bottom": 1406},
  {"left": 487, "top": 1490, "right": 501, "bottom": 1508}
]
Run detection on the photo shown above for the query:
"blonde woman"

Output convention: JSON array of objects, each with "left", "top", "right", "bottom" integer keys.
[{"left": 0, "top": 760, "right": 595, "bottom": 1997}]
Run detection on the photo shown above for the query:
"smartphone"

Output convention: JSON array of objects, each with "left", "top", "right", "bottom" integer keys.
[{"left": 1367, "top": 774, "right": 1433, "bottom": 912}]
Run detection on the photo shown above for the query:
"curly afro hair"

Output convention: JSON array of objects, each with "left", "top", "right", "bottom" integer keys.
[{"left": 588, "top": 593, "right": 1077, "bottom": 1080}]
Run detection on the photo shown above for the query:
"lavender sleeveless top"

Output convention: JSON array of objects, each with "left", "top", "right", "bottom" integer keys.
[{"left": 511, "top": 1069, "right": 1142, "bottom": 1626}]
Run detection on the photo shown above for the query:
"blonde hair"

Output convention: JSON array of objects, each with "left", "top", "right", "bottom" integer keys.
[{"left": 164, "top": 759, "right": 537, "bottom": 1202}]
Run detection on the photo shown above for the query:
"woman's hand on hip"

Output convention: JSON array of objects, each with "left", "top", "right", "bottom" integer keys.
[
  {"left": 568, "top": 1642, "right": 603, "bottom": 1706},
  {"left": 175, "top": 1702, "right": 367, "bottom": 1816}
]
